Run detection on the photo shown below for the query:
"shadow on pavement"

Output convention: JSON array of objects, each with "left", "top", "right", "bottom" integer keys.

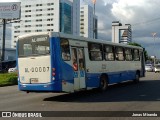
[{"left": 44, "top": 80, "right": 160, "bottom": 102}]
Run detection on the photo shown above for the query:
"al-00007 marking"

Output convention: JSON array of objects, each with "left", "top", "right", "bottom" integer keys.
[{"left": 25, "top": 67, "right": 50, "bottom": 73}]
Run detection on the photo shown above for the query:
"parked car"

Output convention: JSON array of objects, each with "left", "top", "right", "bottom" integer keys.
[
  {"left": 145, "top": 64, "right": 154, "bottom": 72},
  {"left": 8, "top": 67, "right": 17, "bottom": 73},
  {"left": 154, "top": 64, "right": 160, "bottom": 73}
]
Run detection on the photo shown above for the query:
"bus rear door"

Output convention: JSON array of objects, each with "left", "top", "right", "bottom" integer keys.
[{"left": 71, "top": 47, "right": 86, "bottom": 90}]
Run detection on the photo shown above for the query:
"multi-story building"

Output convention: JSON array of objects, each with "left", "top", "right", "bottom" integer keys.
[
  {"left": 112, "top": 21, "right": 132, "bottom": 44},
  {"left": 80, "top": 5, "right": 98, "bottom": 39},
  {"left": 11, "top": 0, "right": 80, "bottom": 48}
]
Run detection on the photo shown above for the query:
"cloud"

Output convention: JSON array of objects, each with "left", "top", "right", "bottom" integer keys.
[
  {"left": 94, "top": 0, "right": 160, "bottom": 58},
  {"left": 0, "top": 0, "right": 20, "bottom": 2}
]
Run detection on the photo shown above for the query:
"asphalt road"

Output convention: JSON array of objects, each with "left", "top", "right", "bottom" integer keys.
[{"left": 1, "top": 72, "right": 160, "bottom": 120}]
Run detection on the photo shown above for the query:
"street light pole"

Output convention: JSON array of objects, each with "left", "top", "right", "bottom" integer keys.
[
  {"left": 1, "top": 19, "right": 6, "bottom": 61},
  {"left": 151, "top": 32, "right": 156, "bottom": 65}
]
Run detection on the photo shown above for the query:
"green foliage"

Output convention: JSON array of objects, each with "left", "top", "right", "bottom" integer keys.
[
  {"left": 128, "top": 42, "right": 142, "bottom": 47},
  {"left": 128, "top": 42, "right": 149, "bottom": 61},
  {"left": 0, "top": 73, "right": 18, "bottom": 87}
]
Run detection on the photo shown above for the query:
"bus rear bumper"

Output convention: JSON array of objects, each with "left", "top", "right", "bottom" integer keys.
[{"left": 18, "top": 82, "right": 61, "bottom": 92}]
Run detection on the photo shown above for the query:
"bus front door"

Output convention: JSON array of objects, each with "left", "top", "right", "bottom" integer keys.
[{"left": 71, "top": 48, "right": 86, "bottom": 90}]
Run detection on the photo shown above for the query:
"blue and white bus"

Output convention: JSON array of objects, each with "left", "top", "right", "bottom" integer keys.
[{"left": 17, "top": 32, "right": 145, "bottom": 93}]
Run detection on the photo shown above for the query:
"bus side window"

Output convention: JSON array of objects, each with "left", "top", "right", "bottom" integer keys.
[
  {"left": 133, "top": 49, "right": 140, "bottom": 61},
  {"left": 88, "top": 42, "right": 103, "bottom": 61},
  {"left": 104, "top": 45, "right": 114, "bottom": 61},
  {"left": 115, "top": 47, "right": 124, "bottom": 61},
  {"left": 60, "top": 39, "right": 71, "bottom": 61},
  {"left": 125, "top": 48, "right": 133, "bottom": 61}
]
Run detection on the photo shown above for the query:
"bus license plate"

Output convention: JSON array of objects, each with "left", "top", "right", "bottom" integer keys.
[{"left": 30, "top": 78, "right": 39, "bottom": 83}]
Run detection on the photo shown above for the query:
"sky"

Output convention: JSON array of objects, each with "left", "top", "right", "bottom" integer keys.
[
  {"left": 0, "top": 0, "right": 20, "bottom": 2},
  {"left": 82, "top": 0, "right": 160, "bottom": 58},
  {"left": 0, "top": 0, "right": 160, "bottom": 58}
]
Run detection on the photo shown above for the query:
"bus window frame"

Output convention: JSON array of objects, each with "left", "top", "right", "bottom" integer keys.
[
  {"left": 125, "top": 48, "right": 133, "bottom": 61},
  {"left": 18, "top": 35, "right": 50, "bottom": 57},
  {"left": 103, "top": 45, "right": 115, "bottom": 61},
  {"left": 60, "top": 39, "right": 71, "bottom": 61},
  {"left": 115, "top": 46, "right": 125, "bottom": 61},
  {"left": 133, "top": 49, "right": 140, "bottom": 61},
  {"left": 88, "top": 42, "right": 103, "bottom": 61}
]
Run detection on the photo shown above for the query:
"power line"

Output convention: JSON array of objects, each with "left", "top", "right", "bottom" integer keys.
[{"left": 132, "top": 17, "right": 160, "bottom": 26}]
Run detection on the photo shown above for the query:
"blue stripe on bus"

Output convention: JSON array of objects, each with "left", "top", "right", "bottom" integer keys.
[{"left": 86, "top": 70, "right": 136, "bottom": 87}]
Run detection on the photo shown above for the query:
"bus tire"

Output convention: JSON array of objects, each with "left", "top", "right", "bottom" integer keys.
[
  {"left": 134, "top": 72, "right": 140, "bottom": 83},
  {"left": 99, "top": 75, "right": 108, "bottom": 91}
]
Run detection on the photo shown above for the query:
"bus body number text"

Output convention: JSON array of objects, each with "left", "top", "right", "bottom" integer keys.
[{"left": 25, "top": 67, "right": 50, "bottom": 73}]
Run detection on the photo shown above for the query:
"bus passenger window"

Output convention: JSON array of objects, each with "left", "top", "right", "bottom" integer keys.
[
  {"left": 115, "top": 47, "right": 124, "bottom": 61},
  {"left": 60, "top": 39, "right": 71, "bottom": 61},
  {"left": 133, "top": 49, "right": 140, "bottom": 61},
  {"left": 104, "top": 45, "right": 114, "bottom": 61},
  {"left": 88, "top": 43, "right": 103, "bottom": 61},
  {"left": 125, "top": 48, "right": 132, "bottom": 61}
]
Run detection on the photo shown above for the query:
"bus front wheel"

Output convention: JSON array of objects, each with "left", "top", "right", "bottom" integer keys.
[{"left": 99, "top": 75, "right": 108, "bottom": 91}]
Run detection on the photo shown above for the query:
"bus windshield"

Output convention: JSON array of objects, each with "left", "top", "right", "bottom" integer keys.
[{"left": 18, "top": 35, "right": 50, "bottom": 57}]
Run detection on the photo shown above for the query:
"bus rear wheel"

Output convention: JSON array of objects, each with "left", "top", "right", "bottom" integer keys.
[{"left": 99, "top": 75, "right": 108, "bottom": 91}]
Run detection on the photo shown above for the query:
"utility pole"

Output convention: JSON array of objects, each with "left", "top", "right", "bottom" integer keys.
[
  {"left": 1, "top": 19, "right": 6, "bottom": 61},
  {"left": 151, "top": 32, "right": 156, "bottom": 66}
]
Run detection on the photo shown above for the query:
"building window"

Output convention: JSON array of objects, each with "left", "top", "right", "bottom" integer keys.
[
  {"left": 25, "top": 5, "right": 31, "bottom": 7},
  {"left": 36, "top": 24, "right": 42, "bottom": 27},
  {"left": 36, "top": 14, "right": 42, "bottom": 17},
  {"left": 14, "top": 31, "right": 20, "bottom": 33},
  {"left": 25, "top": 15, "right": 31, "bottom": 17},
  {"left": 48, "top": 13, "right": 54, "bottom": 16},
  {"left": 36, "top": 4, "right": 42, "bottom": 6},
  {"left": 47, "top": 3, "right": 54, "bottom": 6},
  {"left": 25, "top": 20, "right": 31, "bottom": 22},
  {"left": 36, "top": 19, "right": 42, "bottom": 22},
  {"left": 25, "top": 25, "right": 31, "bottom": 27},
  {"left": 25, "top": 10, "right": 31, "bottom": 12},
  {"left": 47, "top": 29, "right": 54, "bottom": 31},
  {"left": 14, "top": 26, "right": 20, "bottom": 29},
  {"left": 47, "top": 24, "right": 54, "bottom": 26},
  {"left": 35, "top": 30, "right": 42, "bottom": 32},
  {"left": 36, "top": 9, "right": 42, "bottom": 11},
  {"left": 25, "top": 30, "right": 31, "bottom": 32},
  {"left": 47, "top": 8, "right": 54, "bottom": 11}
]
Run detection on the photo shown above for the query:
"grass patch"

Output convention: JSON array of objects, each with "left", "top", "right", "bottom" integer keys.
[{"left": 0, "top": 73, "right": 18, "bottom": 87}]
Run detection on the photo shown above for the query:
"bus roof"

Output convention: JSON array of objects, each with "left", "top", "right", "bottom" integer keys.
[{"left": 18, "top": 32, "right": 143, "bottom": 50}]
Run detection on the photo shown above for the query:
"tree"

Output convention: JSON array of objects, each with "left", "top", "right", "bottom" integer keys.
[{"left": 128, "top": 42, "right": 148, "bottom": 61}]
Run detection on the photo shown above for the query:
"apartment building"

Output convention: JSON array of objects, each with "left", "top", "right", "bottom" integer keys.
[
  {"left": 112, "top": 21, "right": 132, "bottom": 44},
  {"left": 11, "top": 0, "right": 80, "bottom": 48},
  {"left": 80, "top": 5, "right": 98, "bottom": 39}
]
